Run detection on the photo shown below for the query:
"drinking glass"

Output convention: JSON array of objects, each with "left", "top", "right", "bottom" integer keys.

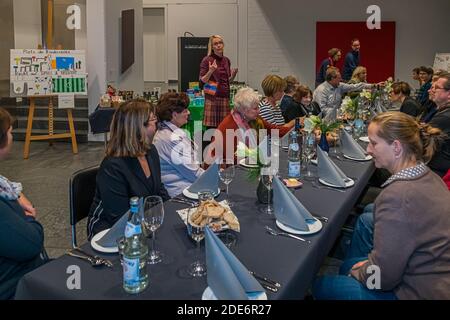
[
  {"left": 219, "top": 160, "right": 235, "bottom": 207},
  {"left": 260, "top": 167, "right": 275, "bottom": 215},
  {"left": 116, "top": 236, "right": 125, "bottom": 266},
  {"left": 143, "top": 196, "right": 164, "bottom": 265},
  {"left": 302, "top": 132, "right": 316, "bottom": 180},
  {"left": 187, "top": 201, "right": 210, "bottom": 277}
]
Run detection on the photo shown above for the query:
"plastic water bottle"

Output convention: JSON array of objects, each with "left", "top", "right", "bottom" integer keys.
[
  {"left": 288, "top": 131, "right": 301, "bottom": 179},
  {"left": 123, "top": 197, "right": 149, "bottom": 294}
]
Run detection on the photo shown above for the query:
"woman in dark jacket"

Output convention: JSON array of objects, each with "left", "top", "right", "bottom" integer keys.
[
  {"left": 0, "top": 108, "right": 47, "bottom": 300},
  {"left": 283, "top": 85, "right": 321, "bottom": 122},
  {"left": 87, "top": 100, "right": 170, "bottom": 239},
  {"left": 389, "top": 82, "right": 424, "bottom": 118}
]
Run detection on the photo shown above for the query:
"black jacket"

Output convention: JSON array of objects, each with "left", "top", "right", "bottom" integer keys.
[
  {"left": 400, "top": 97, "right": 423, "bottom": 118},
  {"left": 428, "top": 108, "right": 450, "bottom": 177},
  {"left": 0, "top": 198, "right": 46, "bottom": 300},
  {"left": 87, "top": 146, "right": 170, "bottom": 239}
]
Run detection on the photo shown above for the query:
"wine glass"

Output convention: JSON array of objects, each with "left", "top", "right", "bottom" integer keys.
[
  {"left": 260, "top": 167, "right": 275, "bottom": 215},
  {"left": 302, "top": 132, "right": 316, "bottom": 180},
  {"left": 143, "top": 196, "right": 164, "bottom": 265},
  {"left": 219, "top": 160, "right": 235, "bottom": 207},
  {"left": 187, "top": 193, "right": 211, "bottom": 277}
]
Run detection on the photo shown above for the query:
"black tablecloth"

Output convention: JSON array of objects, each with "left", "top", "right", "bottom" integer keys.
[{"left": 15, "top": 151, "right": 374, "bottom": 300}]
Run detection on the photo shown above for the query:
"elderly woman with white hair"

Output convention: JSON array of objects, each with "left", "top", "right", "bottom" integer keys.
[{"left": 210, "top": 87, "right": 294, "bottom": 162}]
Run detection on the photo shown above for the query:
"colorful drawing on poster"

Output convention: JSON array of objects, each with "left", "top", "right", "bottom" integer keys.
[{"left": 10, "top": 49, "right": 87, "bottom": 97}]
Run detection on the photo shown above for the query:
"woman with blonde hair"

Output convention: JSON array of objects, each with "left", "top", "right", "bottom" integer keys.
[
  {"left": 314, "top": 111, "right": 450, "bottom": 300},
  {"left": 199, "top": 35, "right": 238, "bottom": 129},
  {"left": 87, "top": 100, "right": 170, "bottom": 239},
  {"left": 348, "top": 66, "right": 367, "bottom": 84}
]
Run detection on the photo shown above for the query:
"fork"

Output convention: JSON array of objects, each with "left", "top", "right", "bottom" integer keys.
[
  {"left": 71, "top": 247, "right": 113, "bottom": 268},
  {"left": 265, "top": 226, "right": 311, "bottom": 244}
]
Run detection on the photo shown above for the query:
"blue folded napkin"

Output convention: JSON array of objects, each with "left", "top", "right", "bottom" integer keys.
[
  {"left": 317, "top": 147, "right": 348, "bottom": 187},
  {"left": 340, "top": 129, "right": 367, "bottom": 159},
  {"left": 205, "top": 227, "right": 264, "bottom": 300},
  {"left": 272, "top": 178, "right": 316, "bottom": 231},
  {"left": 188, "top": 161, "right": 219, "bottom": 194},
  {"left": 96, "top": 198, "right": 143, "bottom": 247},
  {"left": 96, "top": 210, "right": 129, "bottom": 247}
]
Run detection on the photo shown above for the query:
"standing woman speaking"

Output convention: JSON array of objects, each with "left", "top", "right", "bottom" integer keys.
[{"left": 200, "top": 35, "right": 238, "bottom": 130}]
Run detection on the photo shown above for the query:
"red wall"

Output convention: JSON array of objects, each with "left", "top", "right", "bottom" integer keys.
[{"left": 316, "top": 22, "right": 396, "bottom": 83}]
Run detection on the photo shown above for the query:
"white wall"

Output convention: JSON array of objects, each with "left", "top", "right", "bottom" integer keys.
[
  {"left": 105, "top": 0, "right": 144, "bottom": 94},
  {"left": 143, "top": 8, "right": 166, "bottom": 82},
  {"left": 13, "top": 0, "right": 42, "bottom": 49},
  {"left": 247, "top": 0, "right": 450, "bottom": 90}
]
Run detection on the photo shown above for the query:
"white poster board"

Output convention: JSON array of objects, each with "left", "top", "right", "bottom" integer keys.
[
  {"left": 10, "top": 49, "right": 87, "bottom": 97},
  {"left": 433, "top": 53, "right": 450, "bottom": 73}
]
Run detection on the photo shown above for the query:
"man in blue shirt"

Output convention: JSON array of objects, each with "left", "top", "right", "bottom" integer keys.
[{"left": 342, "top": 39, "right": 361, "bottom": 82}]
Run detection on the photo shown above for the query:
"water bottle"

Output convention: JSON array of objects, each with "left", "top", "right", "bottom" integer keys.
[
  {"left": 288, "top": 131, "right": 301, "bottom": 179},
  {"left": 123, "top": 197, "right": 149, "bottom": 294}
]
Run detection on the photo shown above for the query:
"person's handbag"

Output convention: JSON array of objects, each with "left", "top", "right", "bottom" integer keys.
[{"left": 204, "top": 81, "right": 218, "bottom": 96}]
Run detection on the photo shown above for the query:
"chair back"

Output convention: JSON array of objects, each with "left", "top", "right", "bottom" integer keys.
[{"left": 69, "top": 165, "right": 99, "bottom": 247}]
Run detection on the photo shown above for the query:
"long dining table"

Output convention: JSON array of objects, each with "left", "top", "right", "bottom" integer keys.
[{"left": 15, "top": 147, "right": 375, "bottom": 300}]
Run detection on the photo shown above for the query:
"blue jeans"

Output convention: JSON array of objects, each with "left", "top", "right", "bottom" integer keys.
[{"left": 312, "top": 205, "right": 397, "bottom": 300}]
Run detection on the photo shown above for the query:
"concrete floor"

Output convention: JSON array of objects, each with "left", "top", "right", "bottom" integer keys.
[{"left": 1, "top": 141, "right": 105, "bottom": 258}]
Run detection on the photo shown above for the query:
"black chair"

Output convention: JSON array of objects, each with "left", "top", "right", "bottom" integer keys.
[{"left": 69, "top": 165, "right": 99, "bottom": 248}]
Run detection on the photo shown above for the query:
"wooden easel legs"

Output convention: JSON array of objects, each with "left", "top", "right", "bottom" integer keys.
[{"left": 23, "top": 97, "right": 79, "bottom": 159}]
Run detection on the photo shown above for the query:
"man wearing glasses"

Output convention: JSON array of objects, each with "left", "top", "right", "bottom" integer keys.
[{"left": 428, "top": 73, "right": 450, "bottom": 177}]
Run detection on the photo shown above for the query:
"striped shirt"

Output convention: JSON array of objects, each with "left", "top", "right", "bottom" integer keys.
[{"left": 259, "top": 99, "right": 285, "bottom": 126}]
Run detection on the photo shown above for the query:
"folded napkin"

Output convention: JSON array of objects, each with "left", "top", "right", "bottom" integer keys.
[
  {"left": 205, "top": 227, "right": 264, "bottom": 300},
  {"left": 96, "top": 198, "right": 144, "bottom": 247},
  {"left": 317, "top": 146, "right": 349, "bottom": 187},
  {"left": 272, "top": 178, "right": 316, "bottom": 231},
  {"left": 340, "top": 129, "right": 367, "bottom": 159},
  {"left": 188, "top": 161, "right": 219, "bottom": 194}
]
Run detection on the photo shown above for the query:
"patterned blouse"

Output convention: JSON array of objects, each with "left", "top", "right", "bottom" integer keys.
[
  {"left": 381, "top": 163, "right": 428, "bottom": 188},
  {"left": 259, "top": 99, "right": 285, "bottom": 126}
]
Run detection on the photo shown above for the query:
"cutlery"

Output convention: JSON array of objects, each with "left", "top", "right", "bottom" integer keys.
[
  {"left": 249, "top": 271, "right": 281, "bottom": 288},
  {"left": 265, "top": 226, "right": 311, "bottom": 244},
  {"left": 171, "top": 199, "right": 198, "bottom": 207},
  {"left": 311, "top": 181, "right": 346, "bottom": 193},
  {"left": 312, "top": 214, "right": 329, "bottom": 223},
  {"left": 260, "top": 283, "right": 278, "bottom": 293},
  {"left": 71, "top": 248, "right": 113, "bottom": 268}
]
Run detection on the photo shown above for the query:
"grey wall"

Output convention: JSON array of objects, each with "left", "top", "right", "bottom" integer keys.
[
  {"left": 247, "top": 0, "right": 450, "bottom": 90},
  {"left": 41, "top": 0, "right": 75, "bottom": 49},
  {"left": 0, "top": 0, "right": 14, "bottom": 81},
  {"left": 105, "top": 0, "right": 144, "bottom": 94}
]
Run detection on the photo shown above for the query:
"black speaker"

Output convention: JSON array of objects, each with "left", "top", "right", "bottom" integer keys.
[{"left": 178, "top": 37, "right": 209, "bottom": 92}]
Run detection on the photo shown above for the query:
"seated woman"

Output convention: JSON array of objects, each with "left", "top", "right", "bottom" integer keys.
[
  {"left": 87, "top": 100, "right": 170, "bottom": 239},
  {"left": 279, "top": 75, "right": 300, "bottom": 114},
  {"left": 313, "top": 111, "right": 450, "bottom": 300},
  {"left": 0, "top": 108, "right": 48, "bottom": 300},
  {"left": 284, "top": 85, "right": 321, "bottom": 121},
  {"left": 153, "top": 92, "right": 204, "bottom": 198},
  {"left": 389, "top": 82, "right": 424, "bottom": 118},
  {"left": 210, "top": 87, "right": 293, "bottom": 162},
  {"left": 259, "top": 75, "right": 288, "bottom": 126}
]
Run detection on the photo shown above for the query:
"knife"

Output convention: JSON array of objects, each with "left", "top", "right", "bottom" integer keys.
[{"left": 249, "top": 271, "right": 281, "bottom": 288}]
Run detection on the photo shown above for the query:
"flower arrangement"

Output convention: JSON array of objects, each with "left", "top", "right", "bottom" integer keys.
[
  {"left": 339, "top": 96, "right": 359, "bottom": 119},
  {"left": 304, "top": 115, "right": 342, "bottom": 134},
  {"left": 236, "top": 142, "right": 268, "bottom": 181}
]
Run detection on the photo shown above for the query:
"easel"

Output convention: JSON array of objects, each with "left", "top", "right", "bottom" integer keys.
[{"left": 23, "top": 0, "right": 78, "bottom": 159}]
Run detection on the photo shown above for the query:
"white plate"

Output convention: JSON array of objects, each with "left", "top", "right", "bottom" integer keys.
[
  {"left": 202, "top": 287, "right": 268, "bottom": 300},
  {"left": 276, "top": 219, "right": 322, "bottom": 235},
  {"left": 311, "top": 159, "right": 318, "bottom": 165},
  {"left": 239, "top": 159, "right": 260, "bottom": 168},
  {"left": 359, "top": 136, "right": 370, "bottom": 143},
  {"left": 90, "top": 229, "right": 118, "bottom": 253},
  {"left": 183, "top": 188, "right": 220, "bottom": 200},
  {"left": 319, "top": 177, "right": 355, "bottom": 188},
  {"left": 343, "top": 154, "right": 373, "bottom": 162}
]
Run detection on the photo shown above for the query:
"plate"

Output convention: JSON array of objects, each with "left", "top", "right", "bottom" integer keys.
[
  {"left": 319, "top": 177, "right": 355, "bottom": 188},
  {"left": 343, "top": 154, "right": 373, "bottom": 162},
  {"left": 359, "top": 136, "right": 370, "bottom": 143},
  {"left": 276, "top": 219, "right": 323, "bottom": 235},
  {"left": 311, "top": 159, "right": 318, "bottom": 165},
  {"left": 90, "top": 229, "right": 119, "bottom": 253},
  {"left": 239, "top": 159, "right": 260, "bottom": 168},
  {"left": 202, "top": 287, "right": 268, "bottom": 300},
  {"left": 183, "top": 188, "right": 220, "bottom": 200}
]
